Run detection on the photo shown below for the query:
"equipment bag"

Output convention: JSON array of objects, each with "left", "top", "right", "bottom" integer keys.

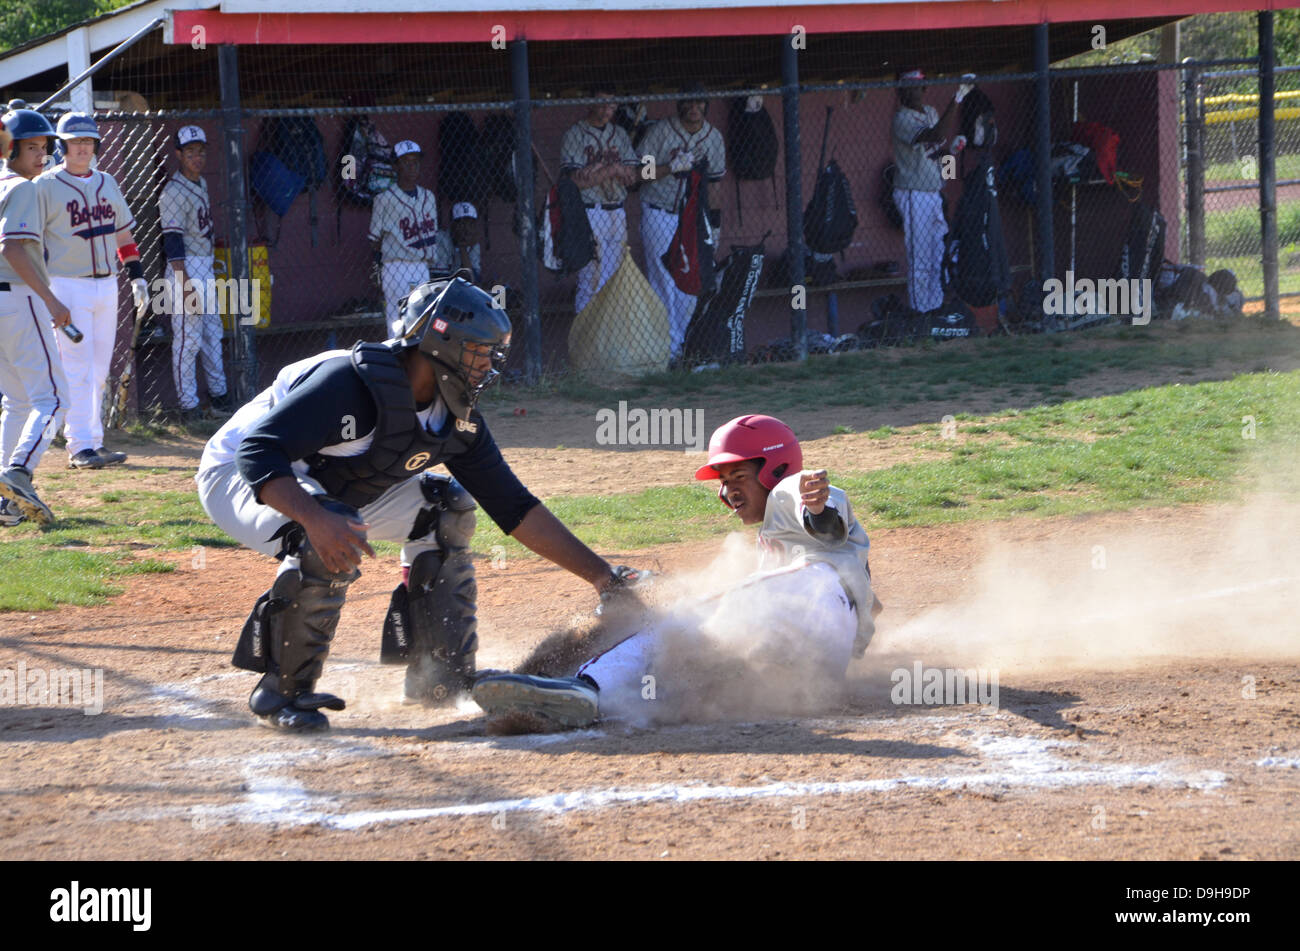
[
  {"left": 683, "top": 231, "right": 770, "bottom": 366},
  {"left": 729, "top": 95, "right": 780, "bottom": 226},
  {"left": 1071, "top": 121, "right": 1120, "bottom": 185},
  {"left": 1118, "top": 203, "right": 1167, "bottom": 285},
  {"left": 661, "top": 164, "right": 716, "bottom": 297},
  {"left": 804, "top": 106, "right": 857, "bottom": 255},
  {"left": 335, "top": 115, "right": 396, "bottom": 241},
  {"left": 539, "top": 178, "right": 595, "bottom": 275},
  {"left": 942, "top": 153, "right": 1011, "bottom": 308}
]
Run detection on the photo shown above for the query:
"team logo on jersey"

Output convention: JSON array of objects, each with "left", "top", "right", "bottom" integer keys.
[
  {"left": 455, "top": 418, "right": 478, "bottom": 434},
  {"left": 405, "top": 451, "right": 432, "bottom": 471}
]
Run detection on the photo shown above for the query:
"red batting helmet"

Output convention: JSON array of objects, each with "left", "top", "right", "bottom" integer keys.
[{"left": 695, "top": 415, "right": 802, "bottom": 504}]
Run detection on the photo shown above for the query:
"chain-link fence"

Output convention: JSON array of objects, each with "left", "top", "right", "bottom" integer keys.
[
  {"left": 33, "top": 45, "right": 1287, "bottom": 424},
  {"left": 1188, "top": 63, "right": 1300, "bottom": 304}
]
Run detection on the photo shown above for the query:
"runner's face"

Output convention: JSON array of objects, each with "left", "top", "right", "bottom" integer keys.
[{"left": 716, "top": 460, "right": 769, "bottom": 525}]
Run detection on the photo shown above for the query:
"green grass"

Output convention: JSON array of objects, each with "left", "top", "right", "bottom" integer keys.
[
  {"left": 1203, "top": 151, "right": 1300, "bottom": 184},
  {"left": 472, "top": 369, "right": 1300, "bottom": 555},
  {"left": 484, "top": 316, "right": 1300, "bottom": 414},
  {"left": 0, "top": 547, "right": 174, "bottom": 612},
  {"left": 1204, "top": 199, "right": 1300, "bottom": 258},
  {"left": 1205, "top": 246, "right": 1300, "bottom": 299}
]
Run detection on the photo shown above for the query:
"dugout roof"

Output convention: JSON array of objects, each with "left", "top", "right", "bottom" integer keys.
[{"left": 1, "top": 0, "right": 1298, "bottom": 108}]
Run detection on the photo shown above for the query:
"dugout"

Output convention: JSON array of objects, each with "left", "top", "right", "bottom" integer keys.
[{"left": 0, "top": 0, "right": 1292, "bottom": 411}]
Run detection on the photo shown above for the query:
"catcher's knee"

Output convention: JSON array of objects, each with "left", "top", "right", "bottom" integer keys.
[
  {"left": 410, "top": 472, "right": 476, "bottom": 550},
  {"left": 382, "top": 546, "right": 479, "bottom": 703}
]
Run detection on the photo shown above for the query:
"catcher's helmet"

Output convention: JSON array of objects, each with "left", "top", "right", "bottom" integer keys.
[
  {"left": 395, "top": 275, "right": 511, "bottom": 420},
  {"left": 1, "top": 100, "right": 55, "bottom": 159},
  {"left": 695, "top": 414, "right": 802, "bottom": 505}
]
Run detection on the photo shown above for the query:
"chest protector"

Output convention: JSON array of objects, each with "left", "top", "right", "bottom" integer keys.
[{"left": 305, "top": 343, "right": 480, "bottom": 509}]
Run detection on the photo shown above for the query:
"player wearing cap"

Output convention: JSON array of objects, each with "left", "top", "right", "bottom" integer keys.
[
  {"left": 638, "top": 84, "right": 726, "bottom": 360},
  {"left": 368, "top": 139, "right": 439, "bottom": 338},
  {"left": 433, "top": 201, "right": 482, "bottom": 284},
  {"left": 892, "top": 69, "right": 973, "bottom": 313},
  {"left": 0, "top": 100, "right": 73, "bottom": 527},
  {"left": 35, "top": 113, "right": 144, "bottom": 469},
  {"left": 194, "top": 276, "right": 642, "bottom": 731},
  {"left": 472, "top": 415, "right": 884, "bottom": 730},
  {"left": 559, "top": 89, "right": 639, "bottom": 314},
  {"left": 160, "top": 125, "right": 230, "bottom": 422}
]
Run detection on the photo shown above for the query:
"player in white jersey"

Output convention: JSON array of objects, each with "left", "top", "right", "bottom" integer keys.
[
  {"left": 37, "top": 113, "right": 147, "bottom": 469},
  {"left": 638, "top": 84, "right": 727, "bottom": 359},
  {"left": 160, "top": 125, "right": 230, "bottom": 422},
  {"left": 559, "top": 89, "right": 639, "bottom": 314},
  {"left": 368, "top": 140, "right": 439, "bottom": 338},
  {"left": 472, "top": 415, "right": 884, "bottom": 730},
  {"left": 0, "top": 101, "right": 73, "bottom": 527}
]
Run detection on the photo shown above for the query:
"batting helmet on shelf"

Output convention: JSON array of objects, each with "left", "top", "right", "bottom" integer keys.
[
  {"left": 1, "top": 100, "right": 56, "bottom": 158},
  {"left": 395, "top": 273, "right": 512, "bottom": 421},
  {"left": 695, "top": 414, "right": 803, "bottom": 504}
]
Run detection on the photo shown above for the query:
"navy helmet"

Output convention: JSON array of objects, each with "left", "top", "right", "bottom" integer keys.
[{"left": 395, "top": 274, "right": 512, "bottom": 420}]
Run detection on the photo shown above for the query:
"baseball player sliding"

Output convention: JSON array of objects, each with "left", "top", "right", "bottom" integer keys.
[
  {"left": 369, "top": 140, "right": 439, "bottom": 338},
  {"left": 36, "top": 113, "right": 144, "bottom": 469},
  {"left": 0, "top": 101, "right": 73, "bottom": 528},
  {"left": 160, "top": 125, "right": 231, "bottom": 422},
  {"left": 194, "top": 275, "right": 643, "bottom": 732},
  {"left": 473, "top": 415, "right": 884, "bottom": 730}
]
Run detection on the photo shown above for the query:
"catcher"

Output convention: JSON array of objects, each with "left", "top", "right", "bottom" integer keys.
[
  {"left": 195, "top": 275, "right": 642, "bottom": 731},
  {"left": 472, "top": 414, "right": 884, "bottom": 730}
]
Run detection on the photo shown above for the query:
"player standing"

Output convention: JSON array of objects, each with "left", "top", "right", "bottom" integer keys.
[
  {"left": 559, "top": 89, "right": 639, "bottom": 314},
  {"left": 36, "top": 113, "right": 146, "bottom": 468},
  {"left": 368, "top": 140, "right": 438, "bottom": 338},
  {"left": 472, "top": 415, "right": 884, "bottom": 730},
  {"left": 0, "top": 101, "right": 73, "bottom": 527},
  {"left": 195, "top": 276, "right": 642, "bottom": 731},
  {"left": 638, "top": 84, "right": 726, "bottom": 361},
  {"left": 160, "top": 125, "right": 230, "bottom": 423}
]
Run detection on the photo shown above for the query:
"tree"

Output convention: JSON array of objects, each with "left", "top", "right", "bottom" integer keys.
[{"left": 0, "top": 0, "right": 135, "bottom": 55}]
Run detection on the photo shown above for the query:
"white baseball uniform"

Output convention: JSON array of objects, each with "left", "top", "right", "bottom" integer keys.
[
  {"left": 0, "top": 168, "right": 68, "bottom": 475},
  {"left": 577, "top": 473, "right": 874, "bottom": 720},
  {"left": 892, "top": 104, "right": 948, "bottom": 313},
  {"left": 560, "top": 119, "right": 639, "bottom": 313},
  {"left": 638, "top": 116, "right": 726, "bottom": 356},
  {"left": 368, "top": 185, "right": 438, "bottom": 337},
  {"left": 160, "top": 169, "right": 227, "bottom": 412},
  {"left": 36, "top": 166, "right": 135, "bottom": 455}
]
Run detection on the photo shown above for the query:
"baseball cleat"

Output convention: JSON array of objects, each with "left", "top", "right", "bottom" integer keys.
[
  {"left": 471, "top": 673, "right": 599, "bottom": 729},
  {"left": 0, "top": 466, "right": 54, "bottom": 526},
  {"left": 94, "top": 447, "right": 128, "bottom": 466},
  {"left": 0, "top": 498, "right": 26, "bottom": 527},
  {"left": 69, "top": 448, "right": 105, "bottom": 469}
]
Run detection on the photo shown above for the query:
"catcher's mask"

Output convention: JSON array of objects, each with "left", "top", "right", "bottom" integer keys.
[
  {"left": 695, "top": 414, "right": 803, "bottom": 508},
  {"left": 396, "top": 274, "right": 511, "bottom": 420}
]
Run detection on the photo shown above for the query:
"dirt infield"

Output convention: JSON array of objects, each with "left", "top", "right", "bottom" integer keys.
[{"left": 2, "top": 495, "right": 1296, "bottom": 860}]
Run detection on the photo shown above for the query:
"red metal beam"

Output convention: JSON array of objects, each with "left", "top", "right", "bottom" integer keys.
[{"left": 171, "top": 1, "right": 1296, "bottom": 45}]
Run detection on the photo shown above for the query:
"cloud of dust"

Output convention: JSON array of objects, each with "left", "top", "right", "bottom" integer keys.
[
  {"left": 595, "top": 532, "right": 861, "bottom": 726},
  {"left": 869, "top": 489, "right": 1300, "bottom": 677}
]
